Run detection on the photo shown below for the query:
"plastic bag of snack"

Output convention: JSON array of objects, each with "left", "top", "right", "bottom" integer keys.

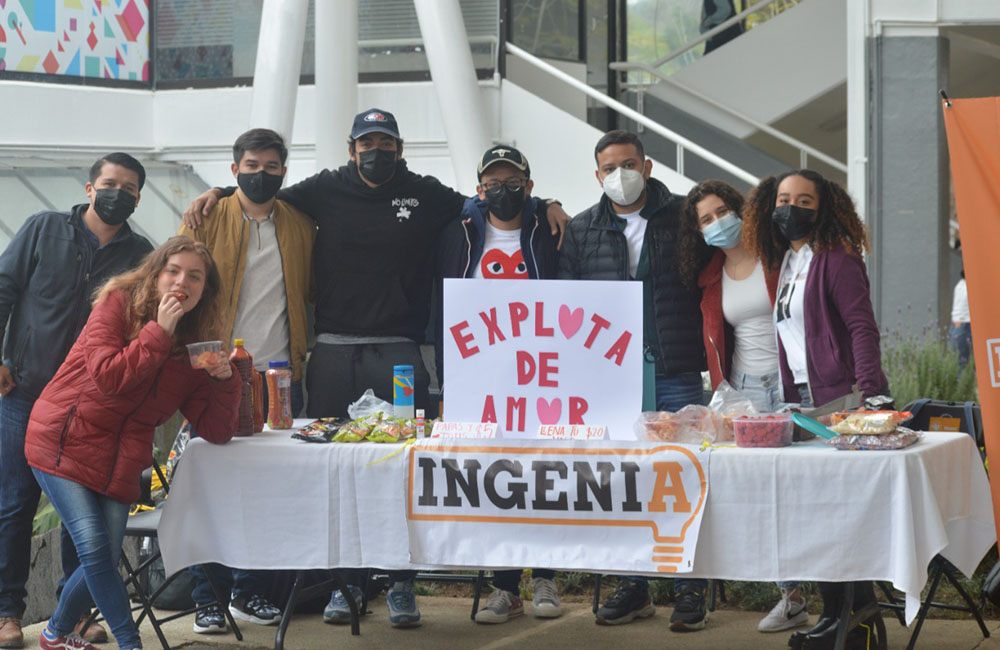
[
  {"left": 332, "top": 412, "right": 382, "bottom": 443},
  {"left": 635, "top": 406, "right": 723, "bottom": 443},
  {"left": 829, "top": 410, "right": 911, "bottom": 435},
  {"left": 292, "top": 418, "right": 344, "bottom": 443},
  {"left": 829, "top": 427, "right": 921, "bottom": 450},
  {"left": 368, "top": 416, "right": 405, "bottom": 443},
  {"left": 708, "top": 381, "right": 758, "bottom": 441},
  {"left": 347, "top": 389, "right": 394, "bottom": 420}
]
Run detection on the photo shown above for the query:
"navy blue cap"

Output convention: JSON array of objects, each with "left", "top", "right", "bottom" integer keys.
[
  {"left": 477, "top": 145, "right": 530, "bottom": 180},
  {"left": 351, "top": 108, "right": 401, "bottom": 140}
]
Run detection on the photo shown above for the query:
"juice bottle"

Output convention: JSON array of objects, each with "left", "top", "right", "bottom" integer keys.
[
  {"left": 266, "top": 360, "right": 294, "bottom": 430},
  {"left": 251, "top": 369, "right": 265, "bottom": 433},
  {"left": 230, "top": 339, "right": 254, "bottom": 436}
]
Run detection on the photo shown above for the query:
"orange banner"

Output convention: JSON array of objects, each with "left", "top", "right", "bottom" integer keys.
[{"left": 942, "top": 97, "right": 1000, "bottom": 537}]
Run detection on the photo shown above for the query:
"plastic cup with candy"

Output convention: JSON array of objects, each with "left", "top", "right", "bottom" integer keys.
[{"left": 186, "top": 340, "right": 225, "bottom": 370}]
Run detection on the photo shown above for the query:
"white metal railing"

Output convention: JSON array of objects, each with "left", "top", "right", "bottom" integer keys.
[
  {"left": 608, "top": 0, "right": 846, "bottom": 174},
  {"left": 506, "top": 42, "right": 759, "bottom": 185}
]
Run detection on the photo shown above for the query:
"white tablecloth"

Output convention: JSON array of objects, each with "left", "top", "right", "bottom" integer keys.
[{"left": 159, "top": 424, "right": 995, "bottom": 624}]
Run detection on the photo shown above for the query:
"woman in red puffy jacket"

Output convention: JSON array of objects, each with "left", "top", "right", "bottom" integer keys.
[{"left": 25, "top": 235, "right": 240, "bottom": 650}]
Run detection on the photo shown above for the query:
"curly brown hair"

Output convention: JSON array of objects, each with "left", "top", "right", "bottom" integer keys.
[
  {"left": 742, "top": 169, "right": 869, "bottom": 271},
  {"left": 94, "top": 235, "right": 223, "bottom": 354},
  {"left": 676, "top": 179, "right": 746, "bottom": 287}
]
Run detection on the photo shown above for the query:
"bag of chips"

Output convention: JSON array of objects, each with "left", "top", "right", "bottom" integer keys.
[
  {"left": 332, "top": 413, "right": 382, "bottom": 443},
  {"left": 291, "top": 418, "right": 345, "bottom": 443}
]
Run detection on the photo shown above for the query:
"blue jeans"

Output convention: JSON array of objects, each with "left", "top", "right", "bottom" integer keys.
[
  {"left": 0, "top": 390, "right": 83, "bottom": 618},
  {"left": 32, "top": 469, "right": 140, "bottom": 650},
  {"left": 730, "top": 370, "right": 783, "bottom": 413},
  {"left": 189, "top": 564, "right": 259, "bottom": 606},
  {"left": 949, "top": 323, "right": 972, "bottom": 371},
  {"left": 630, "top": 372, "right": 708, "bottom": 594}
]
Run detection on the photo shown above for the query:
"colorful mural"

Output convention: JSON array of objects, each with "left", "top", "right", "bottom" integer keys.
[{"left": 0, "top": 0, "right": 149, "bottom": 82}]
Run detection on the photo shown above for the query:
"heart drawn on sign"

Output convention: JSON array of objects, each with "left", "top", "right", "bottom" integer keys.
[
  {"left": 537, "top": 397, "right": 562, "bottom": 424},
  {"left": 558, "top": 305, "right": 584, "bottom": 339}
]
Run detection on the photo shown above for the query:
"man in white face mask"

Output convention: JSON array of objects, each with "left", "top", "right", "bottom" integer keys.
[{"left": 558, "top": 130, "right": 709, "bottom": 632}]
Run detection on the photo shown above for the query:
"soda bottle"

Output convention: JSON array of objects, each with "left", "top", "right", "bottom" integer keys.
[
  {"left": 230, "top": 339, "right": 255, "bottom": 436},
  {"left": 266, "top": 360, "right": 294, "bottom": 430}
]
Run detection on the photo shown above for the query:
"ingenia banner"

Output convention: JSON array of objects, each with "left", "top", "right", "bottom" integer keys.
[{"left": 942, "top": 97, "right": 1000, "bottom": 537}]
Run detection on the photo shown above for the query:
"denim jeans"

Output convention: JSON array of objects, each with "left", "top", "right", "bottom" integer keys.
[
  {"left": 949, "top": 323, "right": 972, "bottom": 371},
  {"left": 730, "top": 370, "right": 783, "bottom": 413},
  {"left": 0, "top": 390, "right": 84, "bottom": 618},
  {"left": 493, "top": 569, "right": 555, "bottom": 595},
  {"left": 32, "top": 469, "right": 140, "bottom": 650},
  {"left": 631, "top": 372, "right": 708, "bottom": 594},
  {"left": 189, "top": 564, "right": 260, "bottom": 606}
]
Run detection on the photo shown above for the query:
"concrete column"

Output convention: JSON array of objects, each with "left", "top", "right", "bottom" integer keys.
[
  {"left": 315, "top": 0, "right": 358, "bottom": 171},
  {"left": 413, "top": 0, "right": 491, "bottom": 194},
  {"left": 868, "top": 29, "right": 950, "bottom": 332},
  {"left": 846, "top": 0, "right": 869, "bottom": 218},
  {"left": 249, "top": 0, "right": 309, "bottom": 142}
]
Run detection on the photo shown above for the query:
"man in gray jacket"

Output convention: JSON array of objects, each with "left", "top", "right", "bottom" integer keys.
[{"left": 0, "top": 153, "right": 153, "bottom": 649}]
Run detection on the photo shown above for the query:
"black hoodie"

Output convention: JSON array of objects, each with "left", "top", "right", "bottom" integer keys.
[{"left": 276, "top": 160, "right": 465, "bottom": 340}]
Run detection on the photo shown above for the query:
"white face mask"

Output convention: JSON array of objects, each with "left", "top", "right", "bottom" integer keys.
[{"left": 601, "top": 167, "right": 646, "bottom": 206}]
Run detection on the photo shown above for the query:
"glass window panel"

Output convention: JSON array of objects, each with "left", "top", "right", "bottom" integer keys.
[{"left": 510, "top": 0, "right": 581, "bottom": 61}]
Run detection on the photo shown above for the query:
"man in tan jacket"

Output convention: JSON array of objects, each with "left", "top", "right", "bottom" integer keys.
[{"left": 178, "top": 127, "right": 315, "bottom": 634}]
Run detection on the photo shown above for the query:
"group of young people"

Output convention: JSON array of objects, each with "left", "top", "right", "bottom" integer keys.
[{"left": 0, "top": 105, "right": 886, "bottom": 650}]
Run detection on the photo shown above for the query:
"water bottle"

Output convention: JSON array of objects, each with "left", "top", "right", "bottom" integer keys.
[{"left": 393, "top": 364, "right": 415, "bottom": 419}]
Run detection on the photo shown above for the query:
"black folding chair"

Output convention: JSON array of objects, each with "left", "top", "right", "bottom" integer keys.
[
  {"left": 86, "top": 464, "right": 242, "bottom": 650},
  {"left": 875, "top": 399, "right": 991, "bottom": 649}
]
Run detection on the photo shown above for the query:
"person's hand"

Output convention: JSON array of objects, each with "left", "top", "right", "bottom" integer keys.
[
  {"left": 181, "top": 188, "right": 222, "bottom": 230},
  {"left": 156, "top": 293, "right": 184, "bottom": 337},
  {"left": 205, "top": 358, "right": 233, "bottom": 381},
  {"left": 0, "top": 365, "right": 16, "bottom": 396},
  {"left": 545, "top": 202, "right": 570, "bottom": 250}
]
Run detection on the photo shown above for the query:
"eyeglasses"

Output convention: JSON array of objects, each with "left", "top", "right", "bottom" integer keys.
[{"left": 482, "top": 178, "right": 528, "bottom": 193}]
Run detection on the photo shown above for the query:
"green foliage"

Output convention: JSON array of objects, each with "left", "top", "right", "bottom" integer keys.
[
  {"left": 33, "top": 496, "right": 61, "bottom": 536},
  {"left": 881, "top": 322, "right": 977, "bottom": 409}
]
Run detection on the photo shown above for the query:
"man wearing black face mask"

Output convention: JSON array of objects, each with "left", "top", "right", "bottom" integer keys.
[
  {"left": 435, "top": 144, "right": 562, "bottom": 625},
  {"left": 0, "top": 153, "right": 152, "bottom": 648}
]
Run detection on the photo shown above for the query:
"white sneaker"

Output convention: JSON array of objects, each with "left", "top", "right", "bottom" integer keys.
[
  {"left": 475, "top": 589, "right": 524, "bottom": 624},
  {"left": 531, "top": 577, "right": 563, "bottom": 618},
  {"left": 758, "top": 589, "right": 809, "bottom": 632}
]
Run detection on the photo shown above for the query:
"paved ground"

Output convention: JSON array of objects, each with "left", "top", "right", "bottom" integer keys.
[{"left": 21, "top": 596, "right": 1000, "bottom": 650}]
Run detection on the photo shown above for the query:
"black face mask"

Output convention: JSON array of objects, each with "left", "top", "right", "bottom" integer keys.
[
  {"left": 772, "top": 204, "right": 817, "bottom": 241},
  {"left": 237, "top": 170, "right": 284, "bottom": 204},
  {"left": 484, "top": 185, "right": 526, "bottom": 223},
  {"left": 357, "top": 149, "right": 398, "bottom": 185},
  {"left": 93, "top": 189, "right": 137, "bottom": 226}
]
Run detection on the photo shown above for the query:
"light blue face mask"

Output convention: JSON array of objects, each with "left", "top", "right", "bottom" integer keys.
[{"left": 701, "top": 212, "right": 742, "bottom": 249}]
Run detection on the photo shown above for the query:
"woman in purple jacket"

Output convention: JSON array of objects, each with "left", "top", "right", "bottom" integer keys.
[{"left": 744, "top": 169, "right": 888, "bottom": 650}]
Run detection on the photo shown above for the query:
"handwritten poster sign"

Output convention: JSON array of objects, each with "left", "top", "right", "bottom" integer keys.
[{"left": 443, "top": 279, "right": 642, "bottom": 439}]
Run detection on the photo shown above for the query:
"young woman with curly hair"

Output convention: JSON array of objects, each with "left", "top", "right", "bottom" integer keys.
[
  {"left": 679, "top": 180, "right": 784, "bottom": 414},
  {"left": 24, "top": 236, "right": 241, "bottom": 650},
  {"left": 744, "top": 170, "right": 888, "bottom": 650},
  {"left": 680, "top": 180, "right": 806, "bottom": 633}
]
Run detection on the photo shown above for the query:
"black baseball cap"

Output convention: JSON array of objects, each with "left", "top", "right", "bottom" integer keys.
[
  {"left": 477, "top": 145, "right": 530, "bottom": 180},
  {"left": 350, "top": 108, "right": 401, "bottom": 140}
]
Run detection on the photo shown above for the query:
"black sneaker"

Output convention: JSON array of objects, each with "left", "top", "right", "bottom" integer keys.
[
  {"left": 595, "top": 579, "right": 655, "bottom": 625},
  {"left": 192, "top": 604, "right": 227, "bottom": 634},
  {"left": 669, "top": 584, "right": 708, "bottom": 631},
  {"left": 229, "top": 593, "right": 282, "bottom": 626}
]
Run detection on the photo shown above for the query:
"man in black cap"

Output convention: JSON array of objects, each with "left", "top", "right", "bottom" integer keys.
[
  {"left": 182, "top": 111, "right": 569, "bottom": 630},
  {"left": 436, "top": 144, "right": 562, "bottom": 625}
]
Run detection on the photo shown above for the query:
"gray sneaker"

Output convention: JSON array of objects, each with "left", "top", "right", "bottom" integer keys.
[
  {"left": 323, "top": 585, "right": 364, "bottom": 624},
  {"left": 475, "top": 589, "right": 524, "bottom": 624},
  {"left": 531, "top": 577, "right": 563, "bottom": 618},
  {"left": 386, "top": 580, "right": 422, "bottom": 628}
]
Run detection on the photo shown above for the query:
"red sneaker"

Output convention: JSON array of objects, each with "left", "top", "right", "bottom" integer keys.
[{"left": 38, "top": 631, "right": 99, "bottom": 650}]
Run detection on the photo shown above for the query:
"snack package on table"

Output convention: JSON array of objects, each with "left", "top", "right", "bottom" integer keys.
[
  {"left": 332, "top": 412, "right": 382, "bottom": 443},
  {"left": 829, "top": 427, "right": 921, "bottom": 450},
  {"left": 707, "top": 380, "right": 758, "bottom": 441},
  {"left": 829, "top": 410, "right": 911, "bottom": 435},
  {"left": 367, "top": 416, "right": 418, "bottom": 443},
  {"left": 635, "top": 405, "right": 724, "bottom": 443},
  {"left": 292, "top": 418, "right": 345, "bottom": 443}
]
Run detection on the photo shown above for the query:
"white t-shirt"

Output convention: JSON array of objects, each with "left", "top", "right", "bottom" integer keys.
[
  {"left": 774, "top": 245, "right": 814, "bottom": 384},
  {"left": 722, "top": 261, "right": 779, "bottom": 377},
  {"left": 618, "top": 209, "right": 647, "bottom": 279},
  {"left": 471, "top": 222, "right": 527, "bottom": 279},
  {"left": 951, "top": 278, "right": 970, "bottom": 323},
  {"left": 231, "top": 214, "right": 292, "bottom": 371}
]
